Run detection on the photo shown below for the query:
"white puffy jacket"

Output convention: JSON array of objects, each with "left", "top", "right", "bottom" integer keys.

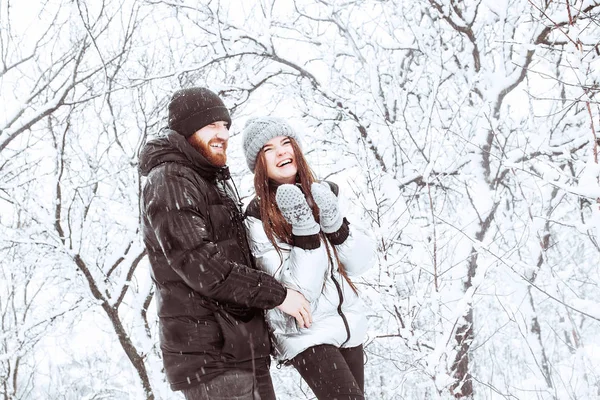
[{"left": 244, "top": 184, "right": 376, "bottom": 362}]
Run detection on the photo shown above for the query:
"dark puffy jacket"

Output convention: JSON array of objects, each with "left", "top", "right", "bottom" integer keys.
[{"left": 139, "top": 129, "right": 286, "bottom": 391}]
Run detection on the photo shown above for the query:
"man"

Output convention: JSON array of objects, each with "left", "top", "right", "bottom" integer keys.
[{"left": 139, "top": 87, "right": 311, "bottom": 400}]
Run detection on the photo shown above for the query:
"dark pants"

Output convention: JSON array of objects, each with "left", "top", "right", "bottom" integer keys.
[
  {"left": 291, "top": 344, "right": 365, "bottom": 400},
  {"left": 181, "top": 361, "right": 276, "bottom": 400}
]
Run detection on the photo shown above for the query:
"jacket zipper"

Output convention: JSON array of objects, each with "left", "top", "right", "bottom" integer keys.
[{"left": 329, "top": 260, "right": 351, "bottom": 347}]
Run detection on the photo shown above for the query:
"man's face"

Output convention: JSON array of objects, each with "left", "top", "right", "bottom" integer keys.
[{"left": 187, "top": 121, "right": 229, "bottom": 167}]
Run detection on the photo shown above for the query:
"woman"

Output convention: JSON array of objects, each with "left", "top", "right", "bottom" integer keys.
[{"left": 241, "top": 116, "right": 376, "bottom": 400}]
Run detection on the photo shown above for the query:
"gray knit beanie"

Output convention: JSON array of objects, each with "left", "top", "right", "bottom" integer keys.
[{"left": 242, "top": 116, "right": 302, "bottom": 172}]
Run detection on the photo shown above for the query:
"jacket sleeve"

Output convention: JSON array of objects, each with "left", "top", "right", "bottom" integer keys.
[
  {"left": 142, "top": 165, "right": 286, "bottom": 309},
  {"left": 326, "top": 182, "right": 377, "bottom": 277},
  {"left": 334, "top": 223, "right": 377, "bottom": 277},
  {"left": 244, "top": 216, "right": 329, "bottom": 303}
]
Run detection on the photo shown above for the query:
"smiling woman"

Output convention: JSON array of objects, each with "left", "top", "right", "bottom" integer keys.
[{"left": 241, "top": 116, "right": 377, "bottom": 400}]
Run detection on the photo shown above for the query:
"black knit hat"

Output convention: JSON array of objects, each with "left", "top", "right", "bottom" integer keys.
[{"left": 167, "top": 87, "right": 232, "bottom": 138}]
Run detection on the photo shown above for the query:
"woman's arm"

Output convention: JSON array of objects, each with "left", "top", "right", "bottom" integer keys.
[
  {"left": 318, "top": 181, "right": 377, "bottom": 277},
  {"left": 334, "top": 222, "right": 377, "bottom": 276}
]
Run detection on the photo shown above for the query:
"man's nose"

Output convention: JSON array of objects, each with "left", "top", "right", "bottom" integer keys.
[{"left": 216, "top": 126, "right": 230, "bottom": 140}]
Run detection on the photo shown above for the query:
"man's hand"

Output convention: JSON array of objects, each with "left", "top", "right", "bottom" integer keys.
[{"left": 276, "top": 288, "right": 312, "bottom": 329}]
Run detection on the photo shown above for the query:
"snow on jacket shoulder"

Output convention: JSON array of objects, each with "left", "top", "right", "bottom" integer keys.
[{"left": 244, "top": 182, "right": 376, "bottom": 361}]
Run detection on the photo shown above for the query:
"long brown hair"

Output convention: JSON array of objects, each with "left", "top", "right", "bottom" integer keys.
[{"left": 253, "top": 137, "right": 357, "bottom": 293}]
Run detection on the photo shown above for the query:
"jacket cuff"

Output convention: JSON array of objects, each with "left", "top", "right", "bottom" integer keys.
[
  {"left": 253, "top": 272, "right": 288, "bottom": 309},
  {"left": 325, "top": 218, "right": 350, "bottom": 245},
  {"left": 292, "top": 233, "right": 321, "bottom": 250}
]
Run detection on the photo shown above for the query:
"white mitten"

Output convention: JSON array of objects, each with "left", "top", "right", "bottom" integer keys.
[
  {"left": 275, "top": 184, "right": 320, "bottom": 236},
  {"left": 311, "top": 182, "right": 343, "bottom": 234}
]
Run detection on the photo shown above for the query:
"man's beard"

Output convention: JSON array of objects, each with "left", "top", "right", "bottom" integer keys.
[{"left": 189, "top": 137, "right": 227, "bottom": 167}]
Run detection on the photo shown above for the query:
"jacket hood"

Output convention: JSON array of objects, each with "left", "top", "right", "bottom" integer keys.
[{"left": 138, "top": 128, "right": 228, "bottom": 180}]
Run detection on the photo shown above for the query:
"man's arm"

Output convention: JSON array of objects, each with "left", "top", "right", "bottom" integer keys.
[
  {"left": 245, "top": 215, "right": 329, "bottom": 303},
  {"left": 143, "top": 164, "right": 286, "bottom": 309}
]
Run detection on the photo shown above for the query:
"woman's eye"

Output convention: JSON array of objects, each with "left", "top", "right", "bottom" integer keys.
[{"left": 263, "top": 147, "right": 272, "bottom": 153}]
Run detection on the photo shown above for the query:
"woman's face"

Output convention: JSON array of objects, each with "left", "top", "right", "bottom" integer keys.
[{"left": 262, "top": 135, "right": 297, "bottom": 184}]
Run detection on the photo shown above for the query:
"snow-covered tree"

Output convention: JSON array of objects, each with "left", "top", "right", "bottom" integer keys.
[{"left": 1, "top": 0, "right": 599, "bottom": 399}]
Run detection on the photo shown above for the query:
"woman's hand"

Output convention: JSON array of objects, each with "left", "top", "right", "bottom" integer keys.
[
  {"left": 276, "top": 288, "right": 312, "bottom": 329},
  {"left": 275, "top": 184, "right": 320, "bottom": 236},
  {"left": 311, "top": 182, "right": 343, "bottom": 233}
]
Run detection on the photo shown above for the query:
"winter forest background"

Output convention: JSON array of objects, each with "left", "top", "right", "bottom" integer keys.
[{"left": 1, "top": 0, "right": 599, "bottom": 399}]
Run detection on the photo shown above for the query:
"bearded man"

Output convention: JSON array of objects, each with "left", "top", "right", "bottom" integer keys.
[{"left": 139, "top": 87, "right": 311, "bottom": 400}]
